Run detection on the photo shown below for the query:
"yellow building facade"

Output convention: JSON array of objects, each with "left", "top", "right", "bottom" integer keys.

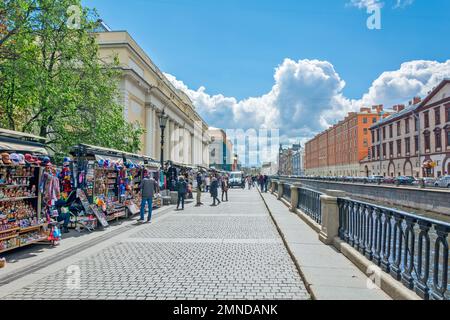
[{"left": 95, "top": 30, "right": 210, "bottom": 167}]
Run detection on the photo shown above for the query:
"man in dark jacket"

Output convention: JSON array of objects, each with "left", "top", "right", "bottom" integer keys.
[
  {"left": 196, "top": 173, "right": 204, "bottom": 206},
  {"left": 221, "top": 176, "right": 229, "bottom": 202},
  {"left": 176, "top": 176, "right": 188, "bottom": 210},
  {"left": 210, "top": 176, "right": 221, "bottom": 206},
  {"left": 140, "top": 171, "right": 159, "bottom": 223},
  {"left": 263, "top": 175, "right": 269, "bottom": 192}
]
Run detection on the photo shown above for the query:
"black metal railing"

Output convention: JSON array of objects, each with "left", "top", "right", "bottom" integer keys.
[
  {"left": 282, "top": 183, "right": 291, "bottom": 201},
  {"left": 297, "top": 187, "right": 323, "bottom": 224},
  {"left": 337, "top": 198, "right": 450, "bottom": 300}
]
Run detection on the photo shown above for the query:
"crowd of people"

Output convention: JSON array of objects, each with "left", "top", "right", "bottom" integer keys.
[
  {"left": 245, "top": 174, "right": 269, "bottom": 192},
  {"left": 138, "top": 170, "right": 270, "bottom": 223}
]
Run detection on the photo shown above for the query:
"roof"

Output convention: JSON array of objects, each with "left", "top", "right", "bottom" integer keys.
[
  {"left": 71, "top": 144, "right": 159, "bottom": 166},
  {"left": 370, "top": 103, "right": 419, "bottom": 129},
  {"left": 0, "top": 129, "right": 48, "bottom": 155},
  {"left": 370, "top": 79, "right": 450, "bottom": 129},
  {"left": 0, "top": 128, "right": 47, "bottom": 142}
]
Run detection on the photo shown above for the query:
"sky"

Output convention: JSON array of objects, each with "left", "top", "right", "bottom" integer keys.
[{"left": 85, "top": 0, "right": 450, "bottom": 162}]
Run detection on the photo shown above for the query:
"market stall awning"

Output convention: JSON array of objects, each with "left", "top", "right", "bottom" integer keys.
[
  {"left": 0, "top": 140, "right": 48, "bottom": 155},
  {"left": 0, "top": 128, "right": 47, "bottom": 143}
]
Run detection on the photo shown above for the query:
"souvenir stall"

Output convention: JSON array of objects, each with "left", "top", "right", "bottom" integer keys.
[
  {"left": 122, "top": 155, "right": 161, "bottom": 216},
  {"left": 0, "top": 129, "right": 49, "bottom": 254},
  {"left": 71, "top": 144, "right": 162, "bottom": 223},
  {"left": 71, "top": 144, "right": 128, "bottom": 223},
  {"left": 56, "top": 157, "right": 97, "bottom": 232}
]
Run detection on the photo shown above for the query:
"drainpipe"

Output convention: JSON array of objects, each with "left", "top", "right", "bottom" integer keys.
[{"left": 413, "top": 111, "right": 424, "bottom": 187}]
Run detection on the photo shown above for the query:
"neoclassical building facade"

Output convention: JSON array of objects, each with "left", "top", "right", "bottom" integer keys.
[
  {"left": 95, "top": 29, "right": 210, "bottom": 167},
  {"left": 365, "top": 79, "right": 450, "bottom": 178}
]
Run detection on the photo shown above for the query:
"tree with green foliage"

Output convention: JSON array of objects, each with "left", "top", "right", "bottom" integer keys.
[{"left": 0, "top": 0, "right": 144, "bottom": 157}]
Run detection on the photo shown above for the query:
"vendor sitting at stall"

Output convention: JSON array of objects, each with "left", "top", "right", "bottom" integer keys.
[{"left": 54, "top": 199, "right": 71, "bottom": 233}]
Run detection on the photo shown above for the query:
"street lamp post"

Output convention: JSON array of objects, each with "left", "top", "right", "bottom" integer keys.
[{"left": 158, "top": 110, "right": 169, "bottom": 168}]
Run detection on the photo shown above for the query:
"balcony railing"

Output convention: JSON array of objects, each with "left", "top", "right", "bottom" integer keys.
[
  {"left": 337, "top": 198, "right": 450, "bottom": 300},
  {"left": 282, "top": 183, "right": 291, "bottom": 201},
  {"left": 297, "top": 187, "right": 323, "bottom": 224}
]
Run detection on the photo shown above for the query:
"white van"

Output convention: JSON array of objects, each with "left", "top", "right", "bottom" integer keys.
[{"left": 229, "top": 171, "right": 245, "bottom": 188}]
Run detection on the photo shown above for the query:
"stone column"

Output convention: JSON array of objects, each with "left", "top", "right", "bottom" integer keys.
[
  {"left": 165, "top": 120, "right": 171, "bottom": 162},
  {"left": 145, "top": 106, "right": 154, "bottom": 157},
  {"left": 277, "top": 181, "right": 284, "bottom": 200},
  {"left": 173, "top": 124, "right": 178, "bottom": 162},
  {"left": 169, "top": 121, "right": 175, "bottom": 161},
  {"left": 183, "top": 127, "right": 189, "bottom": 165},
  {"left": 270, "top": 181, "right": 276, "bottom": 194},
  {"left": 319, "top": 190, "right": 347, "bottom": 245},
  {"left": 153, "top": 108, "right": 159, "bottom": 159},
  {"left": 290, "top": 183, "right": 301, "bottom": 213}
]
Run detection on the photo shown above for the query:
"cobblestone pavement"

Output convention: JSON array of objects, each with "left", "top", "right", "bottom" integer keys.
[{"left": 4, "top": 189, "right": 310, "bottom": 300}]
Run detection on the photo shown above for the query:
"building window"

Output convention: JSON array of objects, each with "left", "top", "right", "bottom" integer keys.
[
  {"left": 371, "top": 146, "right": 375, "bottom": 160},
  {"left": 382, "top": 143, "right": 386, "bottom": 158},
  {"left": 389, "top": 141, "right": 394, "bottom": 158},
  {"left": 405, "top": 119, "right": 410, "bottom": 134},
  {"left": 373, "top": 117, "right": 377, "bottom": 123},
  {"left": 447, "top": 130, "right": 450, "bottom": 147},
  {"left": 382, "top": 127, "right": 386, "bottom": 140},
  {"left": 414, "top": 136, "right": 419, "bottom": 153},
  {"left": 435, "top": 129, "right": 442, "bottom": 150},
  {"left": 446, "top": 104, "right": 450, "bottom": 122},
  {"left": 363, "top": 117, "right": 368, "bottom": 124},
  {"left": 397, "top": 122, "right": 401, "bottom": 136},
  {"left": 435, "top": 108, "right": 441, "bottom": 125},
  {"left": 424, "top": 131, "right": 431, "bottom": 151},
  {"left": 405, "top": 137, "right": 410, "bottom": 154},
  {"left": 397, "top": 140, "right": 402, "bottom": 156},
  {"left": 415, "top": 116, "right": 419, "bottom": 131},
  {"left": 389, "top": 124, "right": 393, "bottom": 138},
  {"left": 363, "top": 139, "right": 368, "bottom": 147},
  {"left": 364, "top": 128, "right": 368, "bottom": 135},
  {"left": 424, "top": 111, "right": 430, "bottom": 128},
  {"left": 377, "top": 129, "right": 380, "bottom": 142}
]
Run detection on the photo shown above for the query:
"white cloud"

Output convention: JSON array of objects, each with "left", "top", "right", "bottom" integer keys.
[
  {"left": 348, "top": 0, "right": 383, "bottom": 9},
  {"left": 348, "top": 0, "right": 414, "bottom": 9},
  {"left": 165, "top": 59, "right": 450, "bottom": 164},
  {"left": 360, "top": 60, "right": 450, "bottom": 107}
]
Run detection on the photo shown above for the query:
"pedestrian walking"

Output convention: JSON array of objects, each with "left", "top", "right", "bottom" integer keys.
[
  {"left": 139, "top": 171, "right": 159, "bottom": 223},
  {"left": 258, "top": 174, "right": 264, "bottom": 191},
  {"left": 247, "top": 176, "right": 252, "bottom": 190},
  {"left": 205, "top": 175, "right": 211, "bottom": 193},
  {"left": 221, "top": 176, "right": 229, "bottom": 202},
  {"left": 263, "top": 175, "right": 269, "bottom": 192},
  {"left": 196, "top": 173, "right": 204, "bottom": 206},
  {"left": 176, "top": 176, "right": 188, "bottom": 210},
  {"left": 210, "top": 176, "right": 221, "bottom": 206}
]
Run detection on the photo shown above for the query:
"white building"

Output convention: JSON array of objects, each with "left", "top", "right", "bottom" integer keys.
[{"left": 95, "top": 28, "right": 210, "bottom": 167}]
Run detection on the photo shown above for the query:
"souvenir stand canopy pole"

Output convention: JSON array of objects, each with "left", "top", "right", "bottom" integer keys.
[{"left": 0, "top": 129, "right": 49, "bottom": 254}]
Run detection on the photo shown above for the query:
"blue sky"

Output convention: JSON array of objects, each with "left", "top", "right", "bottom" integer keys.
[
  {"left": 87, "top": 0, "right": 449, "bottom": 100},
  {"left": 85, "top": 0, "right": 450, "bottom": 154}
]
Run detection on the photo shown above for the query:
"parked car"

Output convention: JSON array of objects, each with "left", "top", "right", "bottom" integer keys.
[
  {"left": 395, "top": 176, "right": 417, "bottom": 185},
  {"left": 367, "top": 175, "right": 384, "bottom": 184},
  {"left": 434, "top": 176, "right": 450, "bottom": 188},
  {"left": 383, "top": 176, "right": 395, "bottom": 184},
  {"left": 412, "top": 177, "right": 437, "bottom": 187}
]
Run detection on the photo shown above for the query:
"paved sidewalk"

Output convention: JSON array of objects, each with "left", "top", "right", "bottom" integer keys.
[
  {"left": 0, "top": 204, "right": 175, "bottom": 284},
  {"left": 1, "top": 189, "right": 310, "bottom": 300},
  {"left": 260, "top": 191, "right": 391, "bottom": 300}
]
